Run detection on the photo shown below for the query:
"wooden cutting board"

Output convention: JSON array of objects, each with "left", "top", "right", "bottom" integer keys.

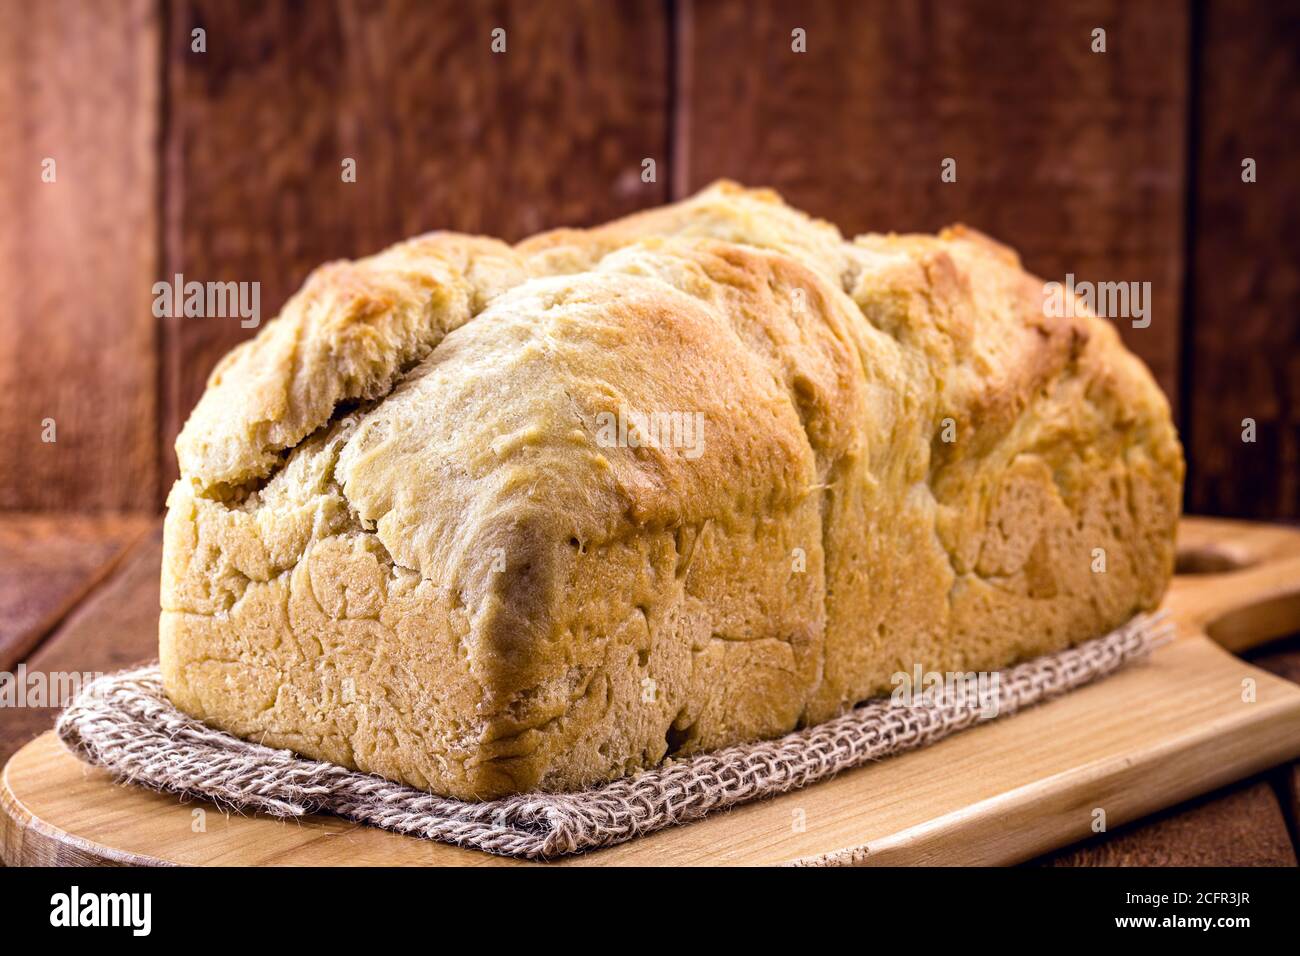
[{"left": 4, "top": 516, "right": 1300, "bottom": 866}]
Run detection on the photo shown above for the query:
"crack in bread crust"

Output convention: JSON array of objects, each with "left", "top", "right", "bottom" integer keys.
[{"left": 160, "top": 181, "right": 1184, "bottom": 799}]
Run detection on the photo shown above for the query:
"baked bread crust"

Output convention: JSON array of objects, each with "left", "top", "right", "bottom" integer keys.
[{"left": 160, "top": 182, "right": 1183, "bottom": 799}]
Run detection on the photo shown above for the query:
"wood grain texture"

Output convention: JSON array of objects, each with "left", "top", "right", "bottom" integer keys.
[
  {"left": 0, "top": 525, "right": 161, "bottom": 768},
  {"left": 159, "top": 0, "right": 670, "bottom": 495},
  {"left": 4, "top": 517, "right": 1300, "bottom": 867},
  {"left": 1039, "top": 776, "right": 1297, "bottom": 866},
  {"left": 2, "top": 0, "right": 1296, "bottom": 527},
  {"left": 1250, "top": 634, "right": 1300, "bottom": 849},
  {"left": 1045, "top": 629, "right": 1300, "bottom": 868},
  {"left": 0, "top": 515, "right": 149, "bottom": 673},
  {"left": 678, "top": 0, "right": 1189, "bottom": 402},
  {"left": 1185, "top": 0, "right": 1300, "bottom": 520},
  {"left": 0, "top": 0, "right": 159, "bottom": 511}
]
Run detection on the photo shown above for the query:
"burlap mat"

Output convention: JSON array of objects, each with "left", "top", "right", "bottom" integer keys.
[{"left": 55, "top": 614, "right": 1169, "bottom": 861}]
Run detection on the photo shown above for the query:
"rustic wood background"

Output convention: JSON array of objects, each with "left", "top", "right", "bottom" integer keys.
[
  {"left": 0, "top": 0, "right": 1296, "bottom": 518},
  {"left": 1, "top": 0, "right": 1299, "bottom": 868}
]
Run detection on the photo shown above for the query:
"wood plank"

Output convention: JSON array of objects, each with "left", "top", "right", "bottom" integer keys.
[
  {"left": 1252, "top": 635, "right": 1300, "bottom": 688},
  {"left": 0, "top": 514, "right": 150, "bottom": 673},
  {"left": 1038, "top": 776, "right": 1297, "bottom": 866},
  {"left": 0, "top": 0, "right": 159, "bottom": 511},
  {"left": 1249, "top": 634, "right": 1300, "bottom": 852},
  {"left": 160, "top": 0, "right": 670, "bottom": 495},
  {"left": 0, "top": 525, "right": 161, "bottom": 768},
  {"left": 1185, "top": 0, "right": 1300, "bottom": 520},
  {"left": 678, "top": 0, "right": 1189, "bottom": 403}
]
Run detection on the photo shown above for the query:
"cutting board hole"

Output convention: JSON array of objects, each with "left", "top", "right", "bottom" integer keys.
[
  {"left": 1207, "top": 592, "right": 1300, "bottom": 649},
  {"left": 1175, "top": 544, "right": 1254, "bottom": 575}
]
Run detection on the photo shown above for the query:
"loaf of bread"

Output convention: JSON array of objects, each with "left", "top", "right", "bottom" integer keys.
[{"left": 160, "top": 182, "right": 1183, "bottom": 799}]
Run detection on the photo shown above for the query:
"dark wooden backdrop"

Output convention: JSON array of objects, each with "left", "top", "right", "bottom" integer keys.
[{"left": 1, "top": 0, "right": 1296, "bottom": 519}]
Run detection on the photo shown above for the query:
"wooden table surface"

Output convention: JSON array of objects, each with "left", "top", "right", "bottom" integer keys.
[{"left": 1, "top": 513, "right": 1297, "bottom": 867}]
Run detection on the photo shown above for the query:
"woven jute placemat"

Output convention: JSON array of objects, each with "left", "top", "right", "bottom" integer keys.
[{"left": 55, "top": 614, "right": 1170, "bottom": 861}]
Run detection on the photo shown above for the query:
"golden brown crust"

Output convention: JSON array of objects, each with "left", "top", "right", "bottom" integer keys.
[
  {"left": 160, "top": 182, "right": 1183, "bottom": 799},
  {"left": 175, "top": 233, "right": 526, "bottom": 496}
]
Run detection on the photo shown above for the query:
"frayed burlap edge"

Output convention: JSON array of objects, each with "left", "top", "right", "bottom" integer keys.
[{"left": 55, "top": 614, "right": 1171, "bottom": 861}]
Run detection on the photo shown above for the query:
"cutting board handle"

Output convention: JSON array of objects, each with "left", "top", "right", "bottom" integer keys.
[{"left": 1170, "top": 517, "right": 1300, "bottom": 654}]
